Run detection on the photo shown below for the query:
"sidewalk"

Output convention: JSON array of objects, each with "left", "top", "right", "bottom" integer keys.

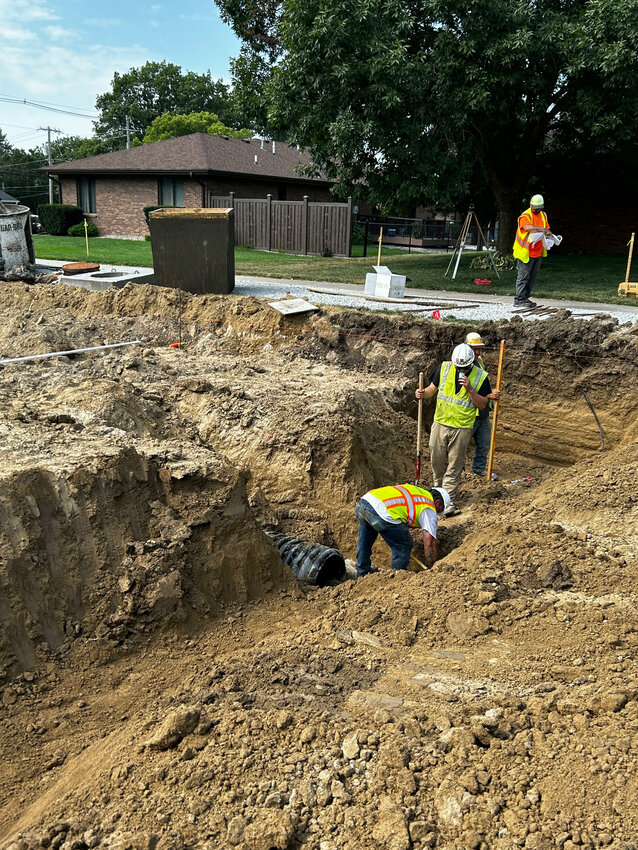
[{"left": 236, "top": 275, "right": 638, "bottom": 324}]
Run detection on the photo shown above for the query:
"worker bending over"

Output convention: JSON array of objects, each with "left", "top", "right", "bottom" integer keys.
[
  {"left": 355, "top": 484, "right": 450, "bottom": 577},
  {"left": 416, "top": 343, "right": 491, "bottom": 515}
]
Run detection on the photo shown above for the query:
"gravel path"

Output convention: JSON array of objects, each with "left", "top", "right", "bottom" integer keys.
[{"left": 237, "top": 275, "right": 638, "bottom": 325}]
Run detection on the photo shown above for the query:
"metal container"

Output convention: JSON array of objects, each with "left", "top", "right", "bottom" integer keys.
[
  {"left": 148, "top": 207, "right": 235, "bottom": 295},
  {"left": 0, "top": 202, "right": 35, "bottom": 274}
]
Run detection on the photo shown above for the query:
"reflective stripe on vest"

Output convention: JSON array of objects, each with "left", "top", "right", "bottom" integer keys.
[
  {"left": 513, "top": 208, "right": 548, "bottom": 262},
  {"left": 434, "top": 361, "right": 487, "bottom": 428},
  {"left": 371, "top": 484, "right": 436, "bottom": 529}
]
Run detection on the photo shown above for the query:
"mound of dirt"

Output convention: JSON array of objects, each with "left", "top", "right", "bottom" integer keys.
[{"left": 1, "top": 280, "right": 638, "bottom": 850}]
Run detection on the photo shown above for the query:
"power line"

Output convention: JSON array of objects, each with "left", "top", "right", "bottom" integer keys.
[{"left": 0, "top": 94, "right": 98, "bottom": 119}]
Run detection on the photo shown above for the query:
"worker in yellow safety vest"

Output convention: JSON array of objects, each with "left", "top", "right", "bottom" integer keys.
[
  {"left": 512, "top": 193, "right": 556, "bottom": 309},
  {"left": 416, "top": 343, "right": 491, "bottom": 515},
  {"left": 355, "top": 483, "right": 450, "bottom": 576}
]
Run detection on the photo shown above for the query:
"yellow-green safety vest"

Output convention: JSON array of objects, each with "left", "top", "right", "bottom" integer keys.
[
  {"left": 434, "top": 361, "right": 487, "bottom": 429},
  {"left": 513, "top": 207, "right": 548, "bottom": 262},
  {"left": 369, "top": 484, "right": 436, "bottom": 529}
]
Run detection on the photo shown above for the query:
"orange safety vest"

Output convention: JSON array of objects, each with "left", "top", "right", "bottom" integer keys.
[
  {"left": 369, "top": 484, "right": 436, "bottom": 529},
  {"left": 513, "top": 208, "right": 548, "bottom": 263}
]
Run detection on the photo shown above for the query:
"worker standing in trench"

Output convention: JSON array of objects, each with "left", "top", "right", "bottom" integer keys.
[
  {"left": 415, "top": 343, "right": 491, "bottom": 515},
  {"left": 354, "top": 484, "right": 450, "bottom": 576}
]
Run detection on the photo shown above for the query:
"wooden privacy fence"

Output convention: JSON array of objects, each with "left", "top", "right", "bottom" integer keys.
[{"left": 208, "top": 193, "right": 353, "bottom": 257}]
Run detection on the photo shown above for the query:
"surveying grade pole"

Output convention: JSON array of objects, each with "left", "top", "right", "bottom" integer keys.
[
  {"left": 624, "top": 233, "right": 635, "bottom": 284},
  {"left": 377, "top": 226, "right": 383, "bottom": 266},
  {"left": 487, "top": 340, "right": 506, "bottom": 480},
  {"left": 473, "top": 213, "right": 501, "bottom": 279},
  {"left": 445, "top": 211, "right": 471, "bottom": 279},
  {"left": 84, "top": 219, "right": 89, "bottom": 256},
  {"left": 451, "top": 211, "right": 472, "bottom": 280},
  {"left": 415, "top": 372, "right": 424, "bottom": 484}
]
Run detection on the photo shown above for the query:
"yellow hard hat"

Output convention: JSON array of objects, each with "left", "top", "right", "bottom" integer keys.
[
  {"left": 465, "top": 332, "right": 484, "bottom": 347},
  {"left": 530, "top": 194, "right": 544, "bottom": 208}
]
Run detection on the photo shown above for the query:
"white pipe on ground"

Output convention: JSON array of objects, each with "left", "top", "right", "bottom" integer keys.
[{"left": 0, "top": 340, "right": 143, "bottom": 366}]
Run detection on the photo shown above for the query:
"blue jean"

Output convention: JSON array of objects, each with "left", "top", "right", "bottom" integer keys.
[
  {"left": 472, "top": 415, "right": 491, "bottom": 475},
  {"left": 355, "top": 500, "right": 413, "bottom": 576}
]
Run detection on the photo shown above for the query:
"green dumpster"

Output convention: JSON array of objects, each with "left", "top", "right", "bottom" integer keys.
[{"left": 149, "top": 207, "right": 235, "bottom": 295}]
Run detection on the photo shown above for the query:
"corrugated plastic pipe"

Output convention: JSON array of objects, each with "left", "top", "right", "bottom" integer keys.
[{"left": 266, "top": 530, "right": 346, "bottom": 586}]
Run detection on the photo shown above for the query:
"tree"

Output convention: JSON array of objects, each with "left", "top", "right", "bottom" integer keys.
[
  {"left": 0, "top": 134, "right": 48, "bottom": 209},
  {"left": 49, "top": 135, "right": 124, "bottom": 162},
  {"left": 142, "top": 112, "right": 252, "bottom": 143},
  {"left": 216, "top": 0, "right": 638, "bottom": 250},
  {"left": 95, "top": 61, "right": 244, "bottom": 140}
]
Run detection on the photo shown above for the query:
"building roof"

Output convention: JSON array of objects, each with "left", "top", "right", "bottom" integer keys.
[
  {"left": 44, "top": 133, "right": 329, "bottom": 185},
  {"left": 0, "top": 189, "right": 19, "bottom": 203}
]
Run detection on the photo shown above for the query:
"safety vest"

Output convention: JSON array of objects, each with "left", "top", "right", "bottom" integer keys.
[
  {"left": 434, "top": 361, "right": 487, "bottom": 429},
  {"left": 513, "top": 208, "right": 548, "bottom": 263},
  {"left": 369, "top": 484, "right": 436, "bottom": 529}
]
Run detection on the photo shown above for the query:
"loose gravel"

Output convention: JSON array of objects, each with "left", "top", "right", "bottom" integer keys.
[{"left": 236, "top": 275, "right": 638, "bottom": 325}]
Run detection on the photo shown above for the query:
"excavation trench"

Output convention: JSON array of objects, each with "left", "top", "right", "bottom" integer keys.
[{"left": 1, "top": 282, "right": 638, "bottom": 849}]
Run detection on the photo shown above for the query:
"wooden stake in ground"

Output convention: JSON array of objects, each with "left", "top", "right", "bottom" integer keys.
[
  {"left": 624, "top": 232, "right": 635, "bottom": 285},
  {"left": 415, "top": 371, "right": 424, "bottom": 484},
  {"left": 377, "top": 226, "right": 383, "bottom": 266},
  {"left": 487, "top": 340, "right": 505, "bottom": 480}
]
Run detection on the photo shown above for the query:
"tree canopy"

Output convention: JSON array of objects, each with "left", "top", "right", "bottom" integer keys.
[
  {"left": 94, "top": 61, "right": 245, "bottom": 141},
  {"left": 142, "top": 112, "right": 252, "bottom": 144},
  {"left": 216, "top": 0, "right": 638, "bottom": 249}
]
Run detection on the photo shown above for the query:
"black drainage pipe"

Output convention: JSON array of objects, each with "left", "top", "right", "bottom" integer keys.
[{"left": 266, "top": 531, "right": 346, "bottom": 586}]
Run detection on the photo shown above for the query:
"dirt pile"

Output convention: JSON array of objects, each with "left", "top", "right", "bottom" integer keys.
[{"left": 1, "top": 280, "right": 638, "bottom": 850}]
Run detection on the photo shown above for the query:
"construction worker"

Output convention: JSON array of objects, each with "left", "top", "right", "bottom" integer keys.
[
  {"left": 355, "top": 484, "right": 450, "bottom": 576},
  {"left": 415, "top": 343, "right": 491, "bottom": 515},
  {"left": 512, "top": 194, "right": 556, "bottom": 308},
  {"left": 465, "top": 332, "right": 501, "bottom": 479}
]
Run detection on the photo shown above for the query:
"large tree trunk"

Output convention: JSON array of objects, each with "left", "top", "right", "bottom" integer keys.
[{"left": 493, "top": 190, "right": 522, "bottom": 255}]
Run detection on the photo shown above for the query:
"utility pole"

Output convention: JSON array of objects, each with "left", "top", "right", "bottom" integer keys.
[
  {"left": 125, "top": 116, "right": 131, "bottom": 149},
  {"left": 39, "top": 126, "right": 62, "bottom": 203}
]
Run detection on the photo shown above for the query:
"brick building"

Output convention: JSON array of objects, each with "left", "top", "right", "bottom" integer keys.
[{"left": 42, "top": 134, "right": 336, "bottom": 238}]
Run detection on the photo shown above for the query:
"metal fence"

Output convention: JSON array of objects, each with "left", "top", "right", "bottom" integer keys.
[
  {"left": 354, "top": 215, "right": 458, "bottom": 254},
  {"left": 353, "top": 215, "right": 495, "bottom": 254},
  {"left": 209, "top": 193, "right": 353, "bottom": 257}
]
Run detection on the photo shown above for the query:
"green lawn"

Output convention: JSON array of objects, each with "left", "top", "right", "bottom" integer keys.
[{"left": 33, "top": 235, "right": 629, "bottom": 305}]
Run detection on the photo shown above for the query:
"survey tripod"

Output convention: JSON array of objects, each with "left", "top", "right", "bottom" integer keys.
[{"left": 445, "top": 206, "right": 500, "bottom": 281}]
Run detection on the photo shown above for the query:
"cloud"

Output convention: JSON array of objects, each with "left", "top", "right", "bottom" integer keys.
[
  {"left": 83, "top": 18, "right": 122, "bottom": 27},
  {"left": 44, "top": 25, "right": 77, "bottom": 40},
  {"left": 150, "top": 4, "right": 162, "bottom": 11},
  {"left": 2, "top": 25, "right": 36, "bottom": 42},
  {"left": 0, "top": 0, "right": 58, "bottom": 23}
]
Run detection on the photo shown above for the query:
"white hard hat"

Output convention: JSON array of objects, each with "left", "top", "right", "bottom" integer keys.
[
  {"left": 451, "top": 343, "right": 474, "bottom": 369},
  {"left": 530, "top": 194, "right": 544, "bottom": 208},
  {"left": 465, "top": 332, "right": 484, "bottom": 347},
  {"left": 431, "top": 487, "right": 451, "bottom": 514}
]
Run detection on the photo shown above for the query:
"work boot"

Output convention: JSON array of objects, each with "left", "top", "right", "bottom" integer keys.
[{"left": 443, "top": 501, "right": 459, "bottom": 517}]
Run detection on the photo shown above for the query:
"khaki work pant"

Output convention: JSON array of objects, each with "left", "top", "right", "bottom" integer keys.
[{"left": 429, "top": 420, "right": 473, "bottom": 501}]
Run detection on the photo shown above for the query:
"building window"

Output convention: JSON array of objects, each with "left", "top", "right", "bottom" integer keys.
[
  {"left": 77, "top": 177, "right": 96, "bottom": 213},
  {"left": 158, "top": 177, "right": 184, "bottom": 207}
]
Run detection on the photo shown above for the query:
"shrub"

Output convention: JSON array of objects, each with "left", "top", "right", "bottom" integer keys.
[
  {"left": 144, "top": 234, "right": 151, "bottom": 242},
  {"left": 68, "top": 220, "right": 99, "bottom": 237},
  {"left": 38, "top": 204, "right": 84, "bottom": 236},
  {"left": 143, "top": 205, "right": 176, "bottom": 226},
  {"left": 470, "top": 251, "right": 516, "bottom": 272}
]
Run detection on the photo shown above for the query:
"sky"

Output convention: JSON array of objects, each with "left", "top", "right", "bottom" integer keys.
[{"left": 0, "top": 0, "right": 243, "bottom": 150}]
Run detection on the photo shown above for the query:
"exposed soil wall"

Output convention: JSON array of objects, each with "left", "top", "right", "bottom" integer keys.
[{"left": 0, "top": 281, "right": 638, "bottom": 850}]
